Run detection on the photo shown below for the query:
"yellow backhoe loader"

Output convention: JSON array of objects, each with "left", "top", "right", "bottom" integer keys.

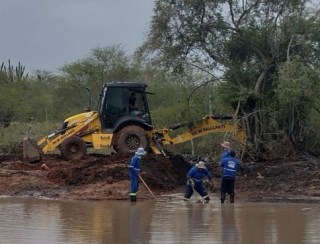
[{"left": 23, "top": 82, "right": 246, "bottom": 162}]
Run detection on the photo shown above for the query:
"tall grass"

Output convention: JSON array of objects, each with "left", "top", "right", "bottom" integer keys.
[{"left": 0, "top": 122, "right": 61, "bottom": 154}]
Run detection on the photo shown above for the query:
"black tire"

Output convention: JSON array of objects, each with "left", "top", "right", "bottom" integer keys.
[
  {"left": 60, "top": 136, "right": 87, "bottom": 160},
  {"left": 114, "top": 125, "right": 148, "bottom": 154}
]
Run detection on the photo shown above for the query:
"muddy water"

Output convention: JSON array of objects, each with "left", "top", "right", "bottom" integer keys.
[{"left": 0, "top": 197, "right": 319, "bottom": 244}]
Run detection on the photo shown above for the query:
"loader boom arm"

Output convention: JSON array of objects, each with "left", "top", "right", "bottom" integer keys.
[
  {"left": 39, "top": 112, "right": 100, "bottom": 153},
  {"left": 151, "top": 115, "right": 245, "bottom": 151}
]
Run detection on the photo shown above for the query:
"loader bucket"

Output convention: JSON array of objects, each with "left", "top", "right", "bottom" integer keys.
[{"left": 23, "top": 137, "right": 41, "bottom": 163}]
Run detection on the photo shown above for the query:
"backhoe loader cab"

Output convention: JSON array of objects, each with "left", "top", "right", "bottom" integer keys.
[{"left": 99, "top": 82, "right": 152, "bottom": 130}]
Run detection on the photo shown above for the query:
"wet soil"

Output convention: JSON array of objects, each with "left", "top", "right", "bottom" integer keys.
[{"left": 0, "top": 152, "right": 319, "bottom": 203}]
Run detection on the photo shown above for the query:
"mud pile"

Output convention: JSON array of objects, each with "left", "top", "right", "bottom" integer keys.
[{"left": 0, "top": 153, "right": 191, "bottom": 200}]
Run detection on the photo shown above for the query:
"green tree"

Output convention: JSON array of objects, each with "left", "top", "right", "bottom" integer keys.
[
  {"left": 141, "top": 0, "right": 320, "bottom": 158},
  {"left": 0, "top": 60, "right": 30, "bottom": 125},
  {"left": 58, "top": 45, "right": 141, "bottom": 113},
  {"left": 275, "top": 60, "right": 320, "bottom": 146}
]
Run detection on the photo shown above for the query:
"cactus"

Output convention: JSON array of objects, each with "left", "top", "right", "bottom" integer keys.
[{"left": 0, "top": 59, "right": 28, "bottom": 83}]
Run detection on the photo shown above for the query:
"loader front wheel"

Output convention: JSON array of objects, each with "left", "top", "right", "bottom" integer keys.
[
  {"left": 60, "top": 136, "right": 87, "bottom": 160},
  {"left": 114, "top": 125, "right": 148, "bottom": 155}
]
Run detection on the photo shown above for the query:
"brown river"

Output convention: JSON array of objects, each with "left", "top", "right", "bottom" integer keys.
[{"left": 0, "top": 196, "right": 319, "bottom": 244}]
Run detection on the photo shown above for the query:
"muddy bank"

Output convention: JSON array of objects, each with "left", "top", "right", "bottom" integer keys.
[
  {"left": 0, "top": 153, "right": 190, "bottom": 200},
  {"left": 0, "top": 152, "right": 319, "bottom": 203}
]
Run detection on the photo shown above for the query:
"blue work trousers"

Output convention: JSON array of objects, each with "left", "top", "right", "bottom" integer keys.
[
  {"left": 221, "top": 177, "right": 235, "bottom": 195},
  {"left": 130, "top": 175, "right": 139, "bottom": 194},
  {"left": 184, "top": 181, "right": 208, "bottom": 199}
]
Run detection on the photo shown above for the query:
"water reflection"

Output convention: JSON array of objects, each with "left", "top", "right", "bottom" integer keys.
[
  {"left": 54, "top": 199, "right": 156, "bottom": 244},
  {"left": 220, "top": 205, "right": 239, "bottom": 243},
  {"left": 0, "top": 197, "right": 319, "bottom": 244},
  {"left": 236, "top": 203, "right": 320, "bottom": 244}
]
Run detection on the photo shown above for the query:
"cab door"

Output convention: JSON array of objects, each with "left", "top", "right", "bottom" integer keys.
[{"left": 101, "top": 87, "right": 128, "bottom": 130}]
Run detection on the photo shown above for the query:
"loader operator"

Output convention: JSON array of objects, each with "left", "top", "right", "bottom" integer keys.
[
  {"left": 128, "top": 147, "right": 147, "bottom": 202},
  {"left": 128, "top": 92, "right": 142, "bottom": 116},
  {"left": 184, "top": 161, "right": 213, "bottom": 203}
]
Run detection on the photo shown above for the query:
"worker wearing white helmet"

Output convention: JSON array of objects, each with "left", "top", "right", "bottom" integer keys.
[
  {"left": 128, "top": 147, "right": 147, "bottom": 202},
  {"left": 184, "top": 161, "right": 213, "bottom": 203}
]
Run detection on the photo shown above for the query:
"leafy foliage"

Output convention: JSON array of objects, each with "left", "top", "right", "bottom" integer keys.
[
  {"left": 141, "top": 0, "right": 320, "bottom": 158},
  {"left": 58, "top": 45, "right": 141, "bottom": 110}
]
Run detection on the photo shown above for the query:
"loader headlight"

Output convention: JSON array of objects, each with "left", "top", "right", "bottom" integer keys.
[{"left": 48, "top": 133, "right": 56, "bottom": 139}]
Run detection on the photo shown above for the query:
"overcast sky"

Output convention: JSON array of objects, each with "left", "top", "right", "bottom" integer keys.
[{"left": 0, "top": 0, "right": 155, "bottom": 73}]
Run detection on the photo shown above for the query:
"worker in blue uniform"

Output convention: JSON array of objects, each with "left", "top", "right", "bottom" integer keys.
[
  {"left": 220, "top": 149, "right": 240, "bottom": 203},
  {"left": 128, "top": 147, "right": 147, "bottom": 202},
  {"left": 184, "top": 161, "right": 213, "bottom": 203}
]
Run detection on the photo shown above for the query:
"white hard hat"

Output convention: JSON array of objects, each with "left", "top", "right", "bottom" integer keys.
[
  {"left": 196, "top": 161, "right": 206, "bottom": 169},
  {"left": 221, "top": 141, "right": 231, "bottom": 149},
  {"left": 135, "top": 147, "right": 147, "bottom": 156}
]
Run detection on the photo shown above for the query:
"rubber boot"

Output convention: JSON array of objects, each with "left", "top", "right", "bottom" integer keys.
[
  {"left": 221, "top": 193, "right": 226, "bottom": 204},
  {"left": 230, "top": 193, "right": 235, "bottom": 203},
  {"left": 204, "top": 196, "right": 210, "bottom": 203},
  {"left": 130, "top": 195, "right": 137, "bottom": 202}
]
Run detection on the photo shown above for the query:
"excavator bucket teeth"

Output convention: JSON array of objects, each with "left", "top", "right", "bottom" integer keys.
[{"left": 23, "top": 137, "right": 41, "bottom": 163}]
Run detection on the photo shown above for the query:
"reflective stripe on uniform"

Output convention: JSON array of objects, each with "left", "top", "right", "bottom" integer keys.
[
  {"left": 128, "top": 166, "right": 140, "bottom": 171},
  {"left": 225, "top": 168, "right": 236, "bottom": 172},
  {"left": 192, "top": 178, "right": 202, "bottom": 182}
]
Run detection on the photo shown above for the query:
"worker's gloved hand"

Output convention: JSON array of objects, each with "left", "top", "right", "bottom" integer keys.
[
  {"left": 203, "top": 179, "right": 210, "bottom": 189},
  {"left": 190, "top": 180, "right": 195, "bottom": 188}
]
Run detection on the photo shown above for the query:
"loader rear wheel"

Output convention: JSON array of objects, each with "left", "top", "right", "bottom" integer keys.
[
  {"left": 114, "top": 125, "right": 148, "bottom": 155},
  {"left": 60, "top": 136, "right": 87, "bottom": 160}
]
